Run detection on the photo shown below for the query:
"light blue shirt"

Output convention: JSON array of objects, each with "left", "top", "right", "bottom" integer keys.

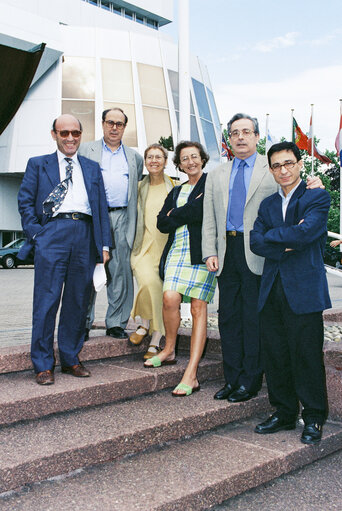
[
  {"left": 101, "top": 139, "right": 129, "bottom": 207},
  {"left": 279, "top": 180, "right": 302, "bottom": 221},
  {"left": 226, "top": 152, "right": 257, "bottom": 231}
]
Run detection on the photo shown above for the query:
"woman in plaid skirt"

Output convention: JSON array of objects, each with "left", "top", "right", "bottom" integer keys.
[{"left": 144, "top": 141, "right": 216, "bottom": 396}]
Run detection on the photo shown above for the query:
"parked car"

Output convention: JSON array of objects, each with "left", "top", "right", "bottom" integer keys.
[
  {"left": 0, "top": 238, "right": 34, "bottom": 269},
  {"left": 324, "top": 244, "right": 342, "bottom": 269}
]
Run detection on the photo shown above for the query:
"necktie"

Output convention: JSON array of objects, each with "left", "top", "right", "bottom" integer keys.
[
  {"left": 43, "top": 158, "right": 73, "bottom": 216},
  {"left": 229, "top": 160, "right": 247, "bottom": 229}
]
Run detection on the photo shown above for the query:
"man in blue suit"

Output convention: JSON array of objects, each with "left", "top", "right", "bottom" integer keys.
[
  {"left": 250, "top": 141, "right": 331, "bottom": 445},
  {"left": 18, "top": 114, "right": 111, "bottom": 385}
]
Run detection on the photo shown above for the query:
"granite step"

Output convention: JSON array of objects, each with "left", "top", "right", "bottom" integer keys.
[
  {"left": 0, "top": 355, "right": 223, "bottom": 426},
  {"left": 0, "top": 381, "right": 271, "bottom": 494},
  {"left": 1, "top": 415, "right": 341, "bottom": 510}
]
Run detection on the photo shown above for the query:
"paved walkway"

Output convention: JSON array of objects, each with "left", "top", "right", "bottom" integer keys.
[{"left": 0, "top": 267, "right": 341, "bottom": 348}]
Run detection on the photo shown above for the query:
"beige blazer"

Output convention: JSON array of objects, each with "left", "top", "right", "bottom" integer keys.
[
  {"left": 79, "top": 139, "right": 143, "bottom": 248},
  {"left": 202, "top": 153, "right": 277, "bottom": 276}
]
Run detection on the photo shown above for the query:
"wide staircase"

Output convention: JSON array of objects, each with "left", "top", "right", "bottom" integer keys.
[{"left": 0, "top": 319, "right": 341, "bottom": 511}]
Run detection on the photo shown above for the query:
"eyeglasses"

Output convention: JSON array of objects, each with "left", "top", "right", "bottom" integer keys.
[
  {"left": 146, "top": 155, "right": 164, "bottom": 161},
  {"left": 271, "top": 161, "right": 297, "bottom": 172},
  {"left": 55, "top": 130, "right": 82, "bottom": 138},
  {"left": 180, "top": 154, "right": 201, "bottom": 163},
  {"left": 104, "top": 120, "right": 126, "bottom": 129},
  {"left": 229, "top": 129, "right": 255, "bottom": 139}
]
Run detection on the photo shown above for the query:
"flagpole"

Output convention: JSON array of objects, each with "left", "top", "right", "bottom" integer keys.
[
  {"left": 339, "top": 99, "right": 342, "bottom": 246},
  {"left": 265, "top": 113, "right": 269, "bottom": 153},
  {"left": 311, "top": 104, "right": 314, "bottom": 176},
  {"left": 291, "top": 108, "right": 294, "bottom": 142}
]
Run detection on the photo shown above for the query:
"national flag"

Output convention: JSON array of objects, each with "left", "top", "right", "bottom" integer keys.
[
  {"left": 292, "top": 118, "right": 309, "bottom": 150},
  {"left": 335, "top": 112, "right": 342, "bottom": 167},
  {"left": 307, "top": 115, "right": 332, "bottom": 164},
  {"left": 266, "top": 129, "right": 278, "bottom": 153},
  {"left": 222, "top": 133, "right": 233, "bottom": 160}
]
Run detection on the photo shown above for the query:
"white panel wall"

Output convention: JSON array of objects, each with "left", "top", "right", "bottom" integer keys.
[{"left": 0, "top": 177, "right": 22, "bottom": 231}]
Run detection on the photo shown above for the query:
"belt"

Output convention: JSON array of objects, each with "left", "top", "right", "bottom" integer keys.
[
  {"left": 108, "top": 206, "right": 127, "bottom": 212},
  {"left": 227, "top": 230, "right": 243, "bottom": 237},
  {"left": 54, "top": 212, "right": 92, "bottom": 222}
]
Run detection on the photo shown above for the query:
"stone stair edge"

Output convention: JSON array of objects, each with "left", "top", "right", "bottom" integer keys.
[
  {"left": 1, "top": 416, "right": 342, "bottom": 510},
  {"left": 0, "top": 385, "right": 271, "bottom": 494},
  {"left": 0, "top": 357, "right": 224, "bottom": 425}
]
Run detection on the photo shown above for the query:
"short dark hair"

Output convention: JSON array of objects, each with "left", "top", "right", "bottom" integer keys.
[
  {"left": 144, "top": 143, "right": 168, "bottom": 160},
  {"left": 267, "top": 141, "right": 301, "bottom": 166},
  {"left": 52, "top": 117, "right": 82, "bottom": 132},
  {"left": 227, "top": 113, "right": 259, "bottom": 135},
  {"left": 173, "top": 140, "right": 209, "bottom": 172},
  {"left": 102, "top": 107, "right": 128, "bottom": 125}
]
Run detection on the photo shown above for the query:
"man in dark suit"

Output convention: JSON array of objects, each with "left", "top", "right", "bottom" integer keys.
[
  {"left": 18, "top": 114, "right": 111, "bottom": 385},
  {"left": 250, "top": 141, "right": 331, "bottom": 444}
]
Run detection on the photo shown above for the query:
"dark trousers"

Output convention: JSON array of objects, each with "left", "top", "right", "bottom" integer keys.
[
  {"left": 217, "top": 234, "right": 262, "bottom": 392},
  {"left": 260, "top": 275, "right": 328, "bottom": 424},
  {"left": 31, "top": 218, "right": 96, "bottom": 373}
]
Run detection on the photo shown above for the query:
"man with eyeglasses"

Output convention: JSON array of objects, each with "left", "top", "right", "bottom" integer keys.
[
  {"left": 18, "top": 114, "right": 111, "bottom": 385},
  {"left": 79, "top": 108, "right": 143, "bottom": 340},
  {"left": 250, "top": 141, "right": 330, "bottom": 444},
  {"left": 202, "top": 113, "right": 322, "bottom": 404}
]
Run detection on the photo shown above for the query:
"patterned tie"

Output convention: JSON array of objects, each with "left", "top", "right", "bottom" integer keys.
[
  {"left": 43, "top": 157, "right": 73, "bottom": 216},
  {"left": 229, "top": 160, "right": 247, "bottom": 229}
]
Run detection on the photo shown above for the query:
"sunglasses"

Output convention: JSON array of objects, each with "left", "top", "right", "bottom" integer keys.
[{"left": 55, "top": 130, "right": 82, "bottom": 138}]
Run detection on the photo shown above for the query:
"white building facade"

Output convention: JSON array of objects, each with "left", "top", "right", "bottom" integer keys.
[{"left": 0, "top": 0, "right": 221, "bottom": 245}]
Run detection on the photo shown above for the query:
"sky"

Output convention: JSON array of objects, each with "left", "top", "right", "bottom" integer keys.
[{"left": 160, "top": 0, "right": 342, "bottom": 152}]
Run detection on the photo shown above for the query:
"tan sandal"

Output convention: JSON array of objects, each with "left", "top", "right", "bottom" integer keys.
[
  {"left": 129, "top": 326, "right": 149, "bottom": 345},
  {"left": 143, "top": 344, "right": 162, "bottom": 360}
]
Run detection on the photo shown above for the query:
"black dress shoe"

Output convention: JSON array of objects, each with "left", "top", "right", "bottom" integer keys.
[
  {"left": 84, "top": 328, "right": 90, "bottom": 342},
  {"left": 255, "top": 414, "right": 296, "bottom": 434},
  {"left": 301, "top": 423, "right": 323, "bottom": 445},
  {"left": 106, "top": 326, "right": 128, "bottom": 339},
  {"left": 227, "top": 385, "right": 257, "bottom": 403},
  {"left": 214, "top": 383, "right": 234, "bottom": 400}
]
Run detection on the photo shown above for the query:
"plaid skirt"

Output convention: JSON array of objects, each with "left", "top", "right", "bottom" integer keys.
[{"left": 163, "top": 223, "right": 216, "bottom": 303}]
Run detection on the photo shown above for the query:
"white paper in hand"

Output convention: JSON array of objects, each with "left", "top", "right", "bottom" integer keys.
[{"left": 93, "top": 263, "right": 107, "bottom": 292}]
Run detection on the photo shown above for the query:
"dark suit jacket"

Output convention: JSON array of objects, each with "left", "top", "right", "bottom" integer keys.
[
  {"left": 250, "top": 180, "right": 331, "bottom": 314},
  {"left": 157, "top": 173, "right": 206, "bottom": 279},
  {"left": 17, "top": 152, "right": 111, "bottom": 262}
]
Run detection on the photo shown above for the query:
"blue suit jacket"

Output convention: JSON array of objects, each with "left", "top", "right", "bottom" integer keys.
[
  {"left": 17, "top": 152, "right": 112, "bottom": 262},
  {"left": 250, "top": 180, "right": 331, "bottom": 314}
]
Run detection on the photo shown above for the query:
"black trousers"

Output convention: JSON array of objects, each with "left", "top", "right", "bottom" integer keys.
[
  {"left": 217, "top": 234, "right": 262, "bottom": 392},
  {"left": 260, "top": 275, "right": 328, "bottom": 424}
]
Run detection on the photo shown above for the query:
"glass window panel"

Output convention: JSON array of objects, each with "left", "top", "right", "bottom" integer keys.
[
  {"left": 101, "top": 0, "right": 110, "bottom": 11},
  {"left": 125, "top": 9, "right": 133, "bottom": 19},
  {"left": 190, "top": 115, "right": 200, "bottom": 142},
  {"left": 142, "top": 107, "right": 171, "bottom": 146},
  {"left": 138, "top": 64, "right": 168, "bottom": 107},
  {"left": 192, "top": 78, "right": 211, "bottom": 121},
  {"left": 206, "top": 87, "right": 221, "bottom": 131},
  {"left": 103, "top": 102, "right": 137, "bottom": 147},
  {"left": 102, "top": 59, "right": 134, "bottom": 103},
  {"left": 136, "top": 14, "right": 144, "bottom": 24},
  {"left": 168, "top": 69, "right": 179, "bottom": 111},
  {"left": 113, "top": 6, "right": 121, "bottom": 15},
  {"left": 62, "top": 100, "right": 95, "bottom": 143},
  {"left": 200, "top": 119, "right": 220, "bottom": 164},
  {"left": 62, "top": 57, "right": 95, "bottom": 100}
]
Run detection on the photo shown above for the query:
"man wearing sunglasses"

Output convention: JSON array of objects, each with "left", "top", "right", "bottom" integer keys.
[
  {"left": 250, "top": 141, "right": 330, "bottom": 444},
  {"left": 202, "top": 113, "right": 323, "bottom": 404},
  {"left": 79, "top": 108, "right": 143, "bottom": 340},
  {"left": 18, "top": 114, "right": 111, "bottom": 385}
]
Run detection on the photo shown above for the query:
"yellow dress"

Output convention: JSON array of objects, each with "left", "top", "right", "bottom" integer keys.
[{"left": 131, "top": 182, "right": 168, "bottom": 334}]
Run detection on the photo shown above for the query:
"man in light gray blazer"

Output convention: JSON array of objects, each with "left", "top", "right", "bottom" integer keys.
[
  {"left": 79, "top": 107, "right": 143, "bottom": 339},
  {"left": 202, "top": 113, "right": 321, "bottom": 403}
]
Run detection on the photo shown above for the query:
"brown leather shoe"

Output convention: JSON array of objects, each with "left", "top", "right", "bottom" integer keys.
[
  {"left": 36, "top": 370, "right": 54, "bottom": 385},
  {"left": 61, "top": 362, "right": 91, "bottom": 377}
]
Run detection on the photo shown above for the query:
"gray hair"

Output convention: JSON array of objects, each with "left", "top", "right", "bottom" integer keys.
[{"left": 227, "top": 113, "right": 259, "bottom": 135}]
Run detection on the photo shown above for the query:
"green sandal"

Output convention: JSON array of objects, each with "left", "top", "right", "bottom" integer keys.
[
  {"left": 172, "top": 382, "right": 201, "bottom": 397},
  {"left": 143, "top": 355, "right": 177, "bottom": 368}
]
